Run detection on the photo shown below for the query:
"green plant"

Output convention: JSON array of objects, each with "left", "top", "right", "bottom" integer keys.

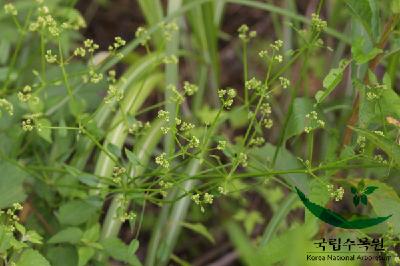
[{"left": 0, "top": 0, "right": 400, "bottom": 265}]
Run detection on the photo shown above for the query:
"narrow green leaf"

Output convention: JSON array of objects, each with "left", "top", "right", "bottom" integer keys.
[{"left": 181, "top": 222, "right": 215, "bottom": 244}]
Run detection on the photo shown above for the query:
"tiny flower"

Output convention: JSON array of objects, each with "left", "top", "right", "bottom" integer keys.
[
  {"left": 84, "top": 39, "right": 99, "bottom": 53},
  {"left": 258, "top": 50, "right": 268, "bottom": 59},
  {"left": 273, "top": 55, "right": 283, "bottom": 63},
  {"left": 238, "top": 24, "right": 256, "bottom": 42},
  {"left": 218, "top": 186, "right": 226, "bottom": 195},
  {"left": 161, "top": 126, "right": 169, "bottom": 134},
  {"left": 45, "top": 50, "right": 57, "bottom": 64},
  {"left": 119, "top": 211, "right": 136, "bottom": 222},
  {"left": 270, "top": 40, "right": 283, "bottom": 51},
  {"left": 245, "top": 77, "right": 261, "bottom": 91},
  {"left": 260, "top": 103, "right": 271, "bottom": 115},
  {"left": 0, "top": 98, "right": 14, "bottom": 116},
  {"left": 104, "top": 85, "right": 123, "bottom": 103},
  {"left": 279, "top": 77, "right": 290, "bottom": 88},
  {"left": 327, "top": 185, "right": 345, "bottom": 202},
  {"left": 311, "top": 13, "right": 327, "bottom": 32},
  {"left": 203, "top": 193, "right": 213, "bottom": 204},
  {"left": 238, "top": 152, "right": 248, "bottom": 167},
  {"left": 135, "top": 26, "right": 150, "bottom": 46},
  {"left": 157, "top": 110, "right": 170, "bottom": 122},
  {"left": 175, "top": 118, "right": 182, "bottom": 125},
  {"left": 155, "top": 152, "right": 169, "bottom": 168},
  {"left": 191, "top": 194, "right": 201, "bottom": 205},
  {"left": 180, "top": 122, "right": 195, "bottom": 132},
  {"left": 304, "top": 110, "right": 325, "bottom": 133},
  {"left": 168, "top": 84, "right": 184, "bottom": 104},
  {"left": 249, "top": 136, "right": 265, "bottom": 147},
  {"left": 161, "top": 21, "right": 178, "bottom": 41},
  {"left": 22, "top": 119, "right": 34, "bottom": 132},
  {"left": 262, "top": 118, "right": 273, "bottom": 129},
  {"left": 217, "top": 140, "right": 226, "bottom": 150},
  {"left": 163, "top": 55, "right": 178, "bottom": 64},
  {"left": 4, "top": 3, "right": 17, "bottom": 16},
  {"left": 73, "top": 47, "right": 86, "bottom": 57},
  {"left": 89, "top": 70, "right": 103, "bottom": 83},
  {"left": 373, "top": 131, "right": 384, "bottom": 136},
  {"left": 17, "top": 86, "right": 33, "bottom": 102},
  {"left": 183, "top": 81, "right": 198, "bottom": 96},
  {"left": 128, "top": 121, "right": 143, "bottom": 134},
  {"left": 188, "top": 135, "right": 200, "bottom": 148}
]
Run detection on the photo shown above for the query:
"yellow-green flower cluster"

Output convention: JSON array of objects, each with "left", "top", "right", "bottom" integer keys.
[
  {"left": 311, "top": 13, "right": 327, "bottom": 32},
  {"left": 112, "top": 166, "right": 126, "bottom": 184},
  {"left": 4, "top": 3, "right": 17, "bottom": 16},
  {"left": 327, "top": 184, "right": 345, "bottom": 202},
  {"left": 104, "top": 85, "right": 123, "bottom": 103},
  {"left": 218, "top": 88, "right": 236, "bottom": 109},
  {"left": 160, "top": 21, "right": 178, "bottom": 41},
  {"left": 135, "top": 26, "right": 150, "bottom": 46},
  {"left": 238, "top": 24, "right": 257, "bottom": 43},
  {"left": 45, "top": 50, "right": 57, "bottom": 64},
  {"left": 0, "top": 98, "right": 14, "bottom": 116},
  {"left": 155, "top": 152, "right": 169, "bottom": 169},
  {"left": 191, "top": 192, "right": 214, "bottom": 212},
  {"left": 304, "top": 110, "right": 325, "bottom": 133}
]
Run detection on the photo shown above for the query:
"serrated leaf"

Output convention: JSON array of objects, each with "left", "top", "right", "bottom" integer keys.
[
  {"left": 345, "top": 0, "right": 379, "bottom": 40},
  {"left": 248, "top": 143, "right": 309, "bottom": 192},
  {"left": 351, "top": 127, "right": 400, "bottom": 166},
  {"left": 48, "top": 227, "right": 83, "bottom": 244},
  {"left": 101, "top": 237, "right": 142, "bottom": 265},
  {"left": 351, "top": 186, "right": 358, "bottom": 194},
  {"left": 37, "top": 118, "right": 52, "bottom": 143},
  {"left": 0, "top": 162, "right": 27, "bottom": 208},
  {"left": 82, "top": 223, "right": 100, "bottom": 242},
  {"left": 25, "top": 230, "right": 43, "bottom": 244},
  {"left": 46, "top": 246, "right": 78, "bottom": 266},
  {"left": 351, "top": 38, "right": 382, "bottom": 64},
  {"left": 16, "top": 249, "right": 50, "bottom": 266},
  {"left": 285, "top": 97, "right": 314, "bottom": 140},
  {"left": 128, "top": 239, "right": 139, "bottom": 254},
  {"left": 364, "top": 179, "right": 400, "bottom": 234},
  {"left": 125, "top": 148, "right": 143, "bottom": 167},
  {"left": 315, "top": 59, "right": 351, "bottom": 104},
  {"left": 107, "top": 143, "right": 121, "bottom": 158},
  {"left": 181, "top": 222, "right": 215, "bottom": 244},
  {"left": 78, "top": 247, "right": 95, "bottom": 266},
  {"left": 56, "top": 200, "right": 98, "bottom": 226}
]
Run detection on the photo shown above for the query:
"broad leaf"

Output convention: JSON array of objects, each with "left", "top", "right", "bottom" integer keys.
[
  {"left": 56, "top": 200, "right": 98, "bottom": 226},
  {"left": 345, "top": 0, "right": 380, "bottom": 41},
  {"left": 16, "top": 249, "right": 50, "bottom": 266},
  {"left": 285, "top": 97, "right": 314, "bottom": 140},
  {"left": 315, "top": 59, "right": 351, "bottom": 104},
  {"left": 48, "top": 227, "right": 83, "bottom": 244},
  {"left": 0, "top": 162, "right": 27, "bottom": 208},
  {"left": 101, "top": 237, "right": 142, "bottom": 265}
]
